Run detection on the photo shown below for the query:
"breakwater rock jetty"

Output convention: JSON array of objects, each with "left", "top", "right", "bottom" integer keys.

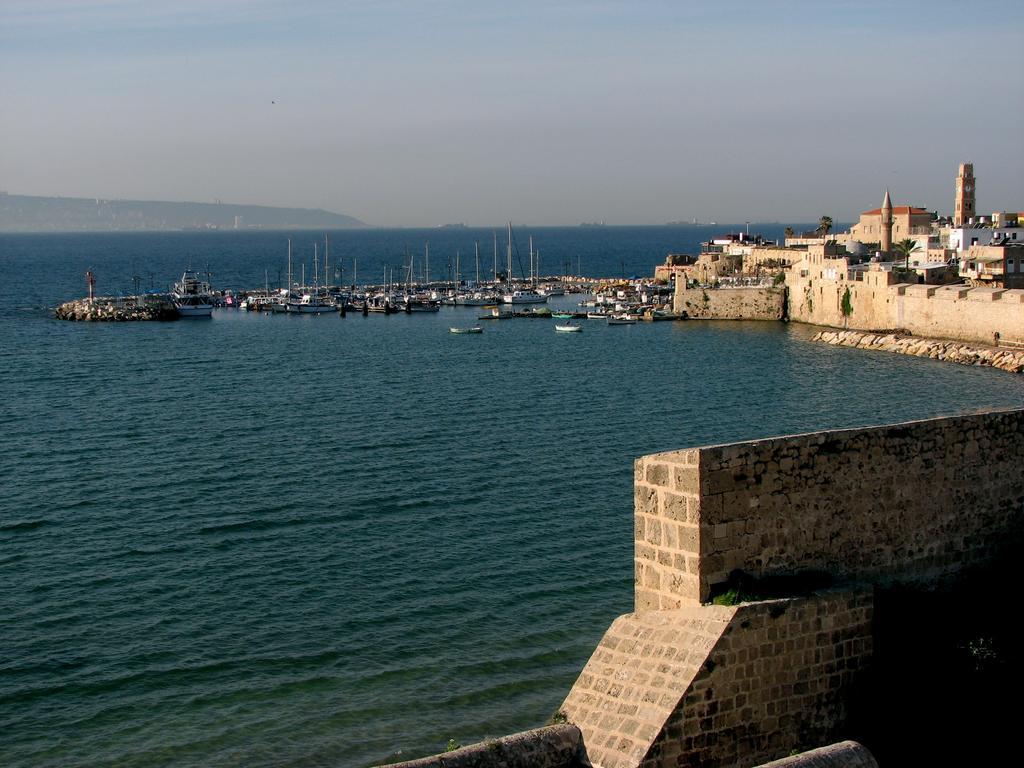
[
  {"left": 813, "top": 329, "right": 1024, "bottom": 373},
  {"left": 55, "top": 298, "right": 180, "bottom": 322}
]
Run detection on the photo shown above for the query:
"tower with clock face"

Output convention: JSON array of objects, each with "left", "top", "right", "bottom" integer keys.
[{"left": 954, "top": 162, "right": 975, "bottom": 226}]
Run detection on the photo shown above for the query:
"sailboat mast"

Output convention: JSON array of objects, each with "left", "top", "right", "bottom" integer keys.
[
  {"left": 287, "top": 239, "right": 293, "bottom": 295},
  {"left": 475, "top": 242, "right": 480, "bottom": 286},
  {"left": 313, "top": 243, "right": 319, "bottom": 289},
  {"left": 493, "top": 231, "right": 498, "bottom": 283},
  {"left": 529, "top": 236, "right": 534, "bottom": 284},
  {"left": 425, "top": 242, "right": 430, "bottom": 285},
  {"left": 507, "top": 221, "right": 512, "bottom": 286}
]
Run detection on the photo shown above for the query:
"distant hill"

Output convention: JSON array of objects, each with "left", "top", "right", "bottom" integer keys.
[{"left": 0, "top": 193, "right": 367, "bottom": 232}]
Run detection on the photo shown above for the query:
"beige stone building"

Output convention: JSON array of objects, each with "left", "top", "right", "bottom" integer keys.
[{"left": 848, "top": 197, "right": 933, "bottom": 247}]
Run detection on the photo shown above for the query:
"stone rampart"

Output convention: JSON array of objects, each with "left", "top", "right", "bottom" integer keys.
[
  {"left": 635, "top": 408, "right": 1024, "bottom": 605},
  {"left": 786, "top": 271, "right": 1024, "bottom": 346},
  {"left": 673, "top": 286, "right": 785, "bottom": 320}
]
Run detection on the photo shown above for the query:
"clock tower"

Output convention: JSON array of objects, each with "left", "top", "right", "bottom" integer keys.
[{"left": 954, "top": 162, "right": 975, "bottom": 227}]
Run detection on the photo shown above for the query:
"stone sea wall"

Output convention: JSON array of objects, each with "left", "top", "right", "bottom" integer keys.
[
  {"left": 673, "top": 287, "right": 785, "bottom": 320},
  {"left": 786, "top": 273, "right": 1024, "bottom": 347},
  {"left": 813, "top": 329, "right": 1024, "bottom": 373},
  {"left": 55, "top": 297, "right": 179, "bottom": 321}
]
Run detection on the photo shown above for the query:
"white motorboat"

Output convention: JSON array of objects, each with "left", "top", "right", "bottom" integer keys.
[
  {"left": 286, "top": 293, "right": 335, "bottom": 314},
  {"left": 555, "top": 323, "right": 583, "bottom": 333},
  {"left": 502, "top": 289, "right": 547, "bottom": 304},
  {"left": 172, "top": 270, "right": 214, "bottom": 317}
]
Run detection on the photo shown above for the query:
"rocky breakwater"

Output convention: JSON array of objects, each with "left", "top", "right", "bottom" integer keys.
[
  {"left": 814, "top": 329, "right": 1024, "bottom": 373},
  {"left": 55, "top": 297, "right": 180, "bottom": 322}
]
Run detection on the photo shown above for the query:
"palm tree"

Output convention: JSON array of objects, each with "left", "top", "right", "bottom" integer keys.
[
  {"left": 784, "top": 226, "right": 794, "bottom": 240},
  {"left": 818, "top": 216, "right": 833, "bottom": 240},
  {"left": 893, "top": 238, "right": 921, "bottom": 270}
]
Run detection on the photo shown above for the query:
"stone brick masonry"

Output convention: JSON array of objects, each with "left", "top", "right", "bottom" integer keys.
[
  {"left": 560, "top": 409, "right": 1022, "bottom": 768},
  {"left": 636, "top": 408, "right": 1024, "bottom": 606}
]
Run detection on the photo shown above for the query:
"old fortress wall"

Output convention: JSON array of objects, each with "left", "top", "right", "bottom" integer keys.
[
  {"left": 558, "top": 408, "right": 1024, "bottom": 768},
  {"left": 786, "top": 264, "right": 1024, "bottom": 344},
  {"left": 673, "top": 286, "right": 785, "bottom": 320}
]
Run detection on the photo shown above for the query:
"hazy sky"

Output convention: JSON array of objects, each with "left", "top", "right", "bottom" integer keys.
[{"left": 2, "top": 0, "right": 1021, "bottom": 226}]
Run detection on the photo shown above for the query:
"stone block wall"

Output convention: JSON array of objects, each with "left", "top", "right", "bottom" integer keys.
[
  {"left": 673, "top": 287, "right": 785, "bottom": 320},
  {"left": 637, "top": 409, "right": 1024, "bottom": 605}
]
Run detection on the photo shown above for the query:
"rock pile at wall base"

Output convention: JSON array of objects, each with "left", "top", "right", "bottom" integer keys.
[
  {"left": 55, "top": 298, "right": 180, "bottom": 322},
  {"left": 813, "top": 329, "right": 1024, "bottom": 373}
]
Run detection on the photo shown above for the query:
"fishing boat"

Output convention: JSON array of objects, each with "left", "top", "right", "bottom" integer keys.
[
  {"left": 479, "top": 306, "right": 513, "bottom": 320},
  {"left": 449, "top": 326, "right": 483, "bottom": 334},
  {"left": 172, "top": 270, "right": 214, "bottom": 317},
  {"left": 455, "top": 291, "right": 501, "bottom": 306},
  {"left": 551, "top": 311, "right": 574, "bottom": 319},
  {"left": 586, "top": 311, "right": 610, "bottom": 319},
  {"left": 607, "top": 314, "right": 637, "bottom": 325},
  {"left": 555, "top": 323, "right": 582, "bottom": 333}
]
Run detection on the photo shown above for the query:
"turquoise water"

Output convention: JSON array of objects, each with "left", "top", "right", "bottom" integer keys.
[{"left": 2, "top": 229, "right": 1023, "bottom": 767}]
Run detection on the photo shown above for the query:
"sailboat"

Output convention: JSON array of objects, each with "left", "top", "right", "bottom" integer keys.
[
  {"left": 286, "top": 242, "right": 334, "bottom": 314},
  {"left": 501, "top": 222, "right": 546, "bottom": 304}
]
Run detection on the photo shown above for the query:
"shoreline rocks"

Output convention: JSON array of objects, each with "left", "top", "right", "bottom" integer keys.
[
  {"left": 813, "top": 329, "right": 1024, "bottom": 374},
  {"left": 55, "top": 297, "right": 180, "bottom": 322}
]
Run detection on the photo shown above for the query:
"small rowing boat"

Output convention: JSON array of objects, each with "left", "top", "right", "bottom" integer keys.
[
  {"left": 554, "top": 323, "right": 582, "bottom": 333},
  {"left": 450, "top": 326, "right": 483, "bottom": 334}
]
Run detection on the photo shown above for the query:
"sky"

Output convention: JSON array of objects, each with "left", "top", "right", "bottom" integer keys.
[{"left": 1, "top": 0, "right": 1022, "bottom": 226}]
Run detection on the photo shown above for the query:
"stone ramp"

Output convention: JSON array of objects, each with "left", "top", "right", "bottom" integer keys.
[
  {"left": 560, "top": 606, "right": 736, "bottom": 768},
  {"left": 562, "top": 591, "right": 872, "bottom": 768}
]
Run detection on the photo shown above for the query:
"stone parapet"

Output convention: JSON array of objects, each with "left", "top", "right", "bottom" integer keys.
[
  {"left": 637, "top": 409, "right": 1024, "bottom": 605},
  {"left": 382, "top": 725, "right": 585, "bottom": 768},
  {"left": 753, "top": 740, "right": 878, "bottom": 768}
]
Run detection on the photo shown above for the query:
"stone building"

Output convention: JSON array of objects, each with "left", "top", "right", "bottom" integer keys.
[
  {"left": 847, "top": 193, "right": 933, "bottom": 249},
  {"left": 960, "top": 243, "right": 1024, "bottom": 288}
]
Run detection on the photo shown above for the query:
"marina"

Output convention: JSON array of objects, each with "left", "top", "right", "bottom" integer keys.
[{"left": 10, "top": 226, "right": 1024, "bottom": 768}]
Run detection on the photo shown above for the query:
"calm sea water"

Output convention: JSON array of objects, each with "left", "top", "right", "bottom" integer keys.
[{"left": 2, "top": 228, "right": 1023, "bottom": 767}]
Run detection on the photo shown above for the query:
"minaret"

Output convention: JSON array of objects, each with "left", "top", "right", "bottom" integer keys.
[
  {"left": 954, "top": 162, "right": 975, "bottom": 227},
  {"left": 880, "top": 188, "right": 893, "bottom": 254}
]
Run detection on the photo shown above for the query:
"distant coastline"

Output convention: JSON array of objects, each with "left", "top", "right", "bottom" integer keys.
[{"left": 0, "top": 192, "right": 367, "bottom": 232}]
